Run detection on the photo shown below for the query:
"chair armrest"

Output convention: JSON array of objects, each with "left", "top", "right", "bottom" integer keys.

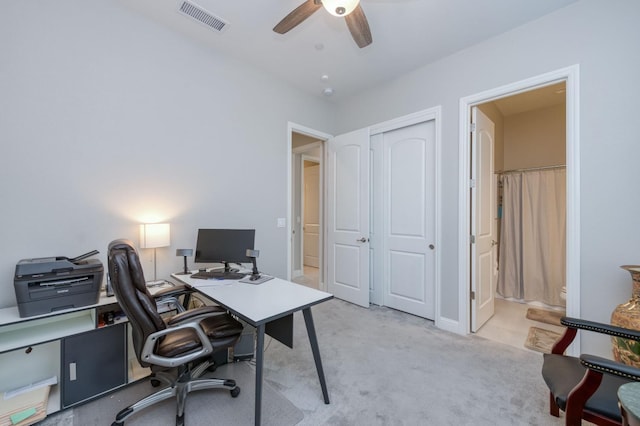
[
  {"left": 551, "top": 317, "right": 640, "bottom": 355},
  {"left": 141, "top": 314, "right": 220, "bottom": 368},
  {"left": 153, "top": 284, "right": 195, "bottom": 313},
  {"left": 167, "top": 305, "right": 227, "bottom": 326},
  {"left": 152, "top": 284, "right": 193, "bottom": 299},
  {"left": 563, "top": 354, "right": 640, "bottom": 422},
  {"left": 561, "top": 317, "right": 640, "bottom": 341},
  {"left": 580, "top": 354, "right": 640, "bottom": 381}
]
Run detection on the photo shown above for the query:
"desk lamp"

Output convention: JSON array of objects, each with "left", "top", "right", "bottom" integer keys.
[
  {"left": 175, "top": 248, "right": 193, "bottom": 275},
  {"left": 139, "top": 223, "right": 170, "bottom": 285}
]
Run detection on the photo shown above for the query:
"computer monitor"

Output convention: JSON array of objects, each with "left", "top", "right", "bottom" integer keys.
[{"left": 194, "top": 229, "right": 255, "bottom": 272}]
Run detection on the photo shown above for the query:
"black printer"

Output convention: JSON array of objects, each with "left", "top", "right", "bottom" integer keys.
[{"left": 14, "top": 250, "right": 103, "bottom": 318}]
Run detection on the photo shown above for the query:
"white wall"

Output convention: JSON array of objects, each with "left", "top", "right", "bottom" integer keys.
[
  {"left": 333, "top": 0, "right": 640, "bottom": 356},
  {"left": 0, "top": 1, "right": 333, "bottom": 307}
]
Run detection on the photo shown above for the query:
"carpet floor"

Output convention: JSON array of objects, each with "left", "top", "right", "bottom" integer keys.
[
  {"left": 264, "top": 299, "right": 565, "bottom": 425},
  {"left": 39, "top": 299, "right": 567, "bottom": 426},
  {"left": 39, "top": 362, "right": 302, "bottom": 426}
]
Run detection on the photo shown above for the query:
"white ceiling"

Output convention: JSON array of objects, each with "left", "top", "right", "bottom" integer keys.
[{"left": 119, "top": 0, "right": 578, "bottom": 102}]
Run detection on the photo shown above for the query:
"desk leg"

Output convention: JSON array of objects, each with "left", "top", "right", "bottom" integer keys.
[
  {"left": 302, "top": 308, "right": 330, "bottom": 404},
  {"left": 254, "top": 323, "right": 265, "bottom": 426}
]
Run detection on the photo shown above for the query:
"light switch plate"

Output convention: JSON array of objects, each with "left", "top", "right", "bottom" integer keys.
[{"left": 277, "top": 218, "right": 286, "bottom": 228}]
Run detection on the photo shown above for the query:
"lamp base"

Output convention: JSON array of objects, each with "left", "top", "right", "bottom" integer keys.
[{"left": 174, "top": 271, "right": 191, "bottom": 275}]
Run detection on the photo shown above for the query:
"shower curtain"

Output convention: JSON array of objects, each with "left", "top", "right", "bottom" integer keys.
[{"left": 496, "top": 168, "right": 566, "bottom": 307}]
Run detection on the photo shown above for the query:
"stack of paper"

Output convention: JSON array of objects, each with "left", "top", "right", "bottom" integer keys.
[{"left": 0, "top": 377, "right": 56, "bottom": 426}]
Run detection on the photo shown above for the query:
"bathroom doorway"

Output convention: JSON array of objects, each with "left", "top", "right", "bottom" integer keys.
[{"left": 462, "top": 66, "right": 580, "bottom": 353}]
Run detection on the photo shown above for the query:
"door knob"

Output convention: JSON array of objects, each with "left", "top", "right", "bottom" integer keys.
[
  {"left": 491, "top": 240, "right": 498, "bottom": 247},
  {"left": 429, "top": 244, "right": 435, "bottom": 250},
  {"left": 357, "top": 237, "right": 369, "bottom": 243}
]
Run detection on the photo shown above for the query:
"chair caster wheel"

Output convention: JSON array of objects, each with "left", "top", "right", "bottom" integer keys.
[
  {"left": 112, "top": 422, "right": 124, "bottom": 426},
  {"left": 176, "top": 414, "right": 184, "bottom": 426},
  {"left": 150, "top": 378, "right": 161, "bottom": 387},
  {"left": 207, "top": 364, "right": 217, "bottom": 372},
  {"left": 231, "top": 386, "right": 241, "bottom": 398}
]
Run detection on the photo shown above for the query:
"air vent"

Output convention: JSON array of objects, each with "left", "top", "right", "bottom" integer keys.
[{"left": 178, "top": 1, "right": 228, "bottom": 33}]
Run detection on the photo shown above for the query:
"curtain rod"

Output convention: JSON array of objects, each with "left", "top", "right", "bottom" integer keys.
[{"left": 495, "top": 164, "right": 566, "bottom": 174}]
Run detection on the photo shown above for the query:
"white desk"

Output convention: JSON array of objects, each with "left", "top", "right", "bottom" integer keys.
[{"left": 171, "top": 272, "right": 333, "bottom": 426}]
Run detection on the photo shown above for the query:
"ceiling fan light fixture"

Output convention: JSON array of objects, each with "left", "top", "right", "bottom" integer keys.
[{"left": 322, "top": 0, "right": 360, "bottom": 17}]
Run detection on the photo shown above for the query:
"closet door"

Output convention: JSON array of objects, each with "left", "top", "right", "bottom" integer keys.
[
  {"left": 326, "top": 128, "right": 370, "bottom": 308},
  {"left": 382, "top": 120, "right": 436, "bottom": 319}
]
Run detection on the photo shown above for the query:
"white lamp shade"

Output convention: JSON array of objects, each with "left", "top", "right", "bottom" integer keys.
[
  {"left": 139, "top": 223, "right": 171, "bottom": 249},
  {"left": 322, "top": 0, "right": 360, "bottom": 16}
]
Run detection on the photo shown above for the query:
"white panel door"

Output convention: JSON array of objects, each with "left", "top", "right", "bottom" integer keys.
[
  {"left": 326, "top": 128, "right": 370, "bottom": 307},
  {"left": 383, "top": 121, "right": 436, "bottom": 319},
  {"left": 471, "top": 107, "right": 497, "bottom": 332}
]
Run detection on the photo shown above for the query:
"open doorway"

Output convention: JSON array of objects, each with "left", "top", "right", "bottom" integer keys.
[
  {"left": 290, "top": 128, "right": 327, "bottom": 291},
  {"left": 459, "top": 65, "right": 580, "bottom": 354},
  {"left": 473, "top": 82, "right": 567, "bottom": 350}
]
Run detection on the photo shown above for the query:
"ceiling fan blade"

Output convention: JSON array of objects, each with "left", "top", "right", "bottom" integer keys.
[
  {"left": 345, "top": 4, "right": 372, "bottom": 48},
  {"left": 273, "top": 0, "right": 322, "bottom": 34}
]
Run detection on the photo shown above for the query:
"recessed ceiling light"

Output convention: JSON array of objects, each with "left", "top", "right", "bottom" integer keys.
[
  {"left": 323, "top": 88, "right": 334, "bottom": 96},
  {"left": 321, "top": 74, "right": 329, "bottom": 81}
]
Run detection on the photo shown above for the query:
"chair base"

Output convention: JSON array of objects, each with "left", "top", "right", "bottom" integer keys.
[{"left": 111, "top": 361, "right": 240, "bottom": 426}]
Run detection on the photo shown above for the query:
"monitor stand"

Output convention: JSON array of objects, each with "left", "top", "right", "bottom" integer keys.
[{"left": 222, "top": 261, "right": 239, "bottom": 273}]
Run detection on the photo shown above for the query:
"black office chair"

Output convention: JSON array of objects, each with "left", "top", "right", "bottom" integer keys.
[
  {"left": 542, "top": 316, "right": 640, "bottom": 425},
  {"left": 107, "top": 239, "right": 243, "bottom": 426}
]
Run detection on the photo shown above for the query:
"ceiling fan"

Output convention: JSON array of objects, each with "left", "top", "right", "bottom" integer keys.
[{"left": 273, "top": 0, "right": 373, "bottom": 48}]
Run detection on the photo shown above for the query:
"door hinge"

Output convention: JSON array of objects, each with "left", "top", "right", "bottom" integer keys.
[
  {"left": 471, "top": 291, "right": 476, "bottom": 300},
  {"left": 470, "top": 235, "right": 476, "bottom": 244},
  {"left": 469, "top": 179, "right": 476, "bottom": 188},
  {"left": 470, "top": 123, "right": 476, "bottom": 132}
]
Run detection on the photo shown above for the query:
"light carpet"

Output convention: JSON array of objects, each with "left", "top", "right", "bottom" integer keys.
[
  {"left": 263, "top": 299, "right": 565, "bottom": 426},
  {"left": 40, "top": 299, "right": 565, "bottom": 425},
  {"left": 42, "top": 361, "right": 302, "bottom": 426}
]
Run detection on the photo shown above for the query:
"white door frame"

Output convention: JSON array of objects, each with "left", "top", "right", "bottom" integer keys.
[
  {"left": 287, "top": 122, "right": 332, "bottom": 290},
  {"left": 457, "top": 66, "right": 580, "bottom": 353},
  {"left": 370, "top": 106, "right": 442, "bottom": 326}
]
